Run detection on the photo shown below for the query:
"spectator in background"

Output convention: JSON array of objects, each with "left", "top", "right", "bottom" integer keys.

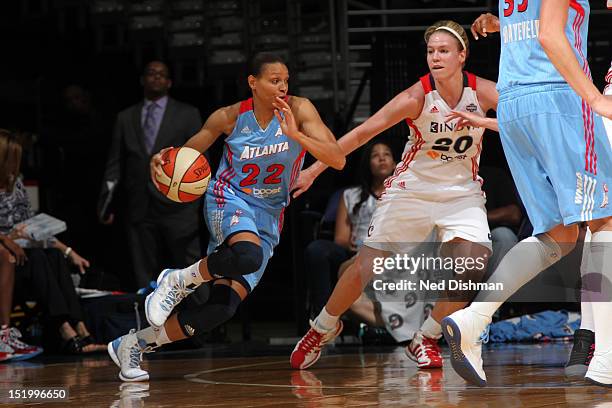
[
  {"left": 99, "top": 61, "right": 203, "bottom": 289},
  {"left": 43, "top": 84, "right": 113, "bottom": 263},
  {"left": 304, "top": 141, "right": 396, "bottom": 321},
  {"left": 479, "top": 165, "right": 523, "bottom": 273},
  {"left": 0, "top": 235, "right": 42, "bottom": 361},
  {"left": 0, "top": 129, "right": 104, "bottom": 354}
]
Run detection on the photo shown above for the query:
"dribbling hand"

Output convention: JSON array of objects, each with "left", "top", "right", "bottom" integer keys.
[
  {"left": 471, "top": 13, "right": 500, "bottom": 40},
  {"left": 150, "top": 146, "right": 174, "bottom": 189}
]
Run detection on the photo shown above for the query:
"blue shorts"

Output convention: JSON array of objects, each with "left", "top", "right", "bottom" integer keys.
[
  {"left": 498, "top": 84, "right": 612, "bottom": 235},
  {"left": 203, "top": 184, "right": 283, "bottom": 291}
]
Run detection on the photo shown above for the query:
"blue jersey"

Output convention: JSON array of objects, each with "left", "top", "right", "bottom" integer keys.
[
  {"left": 497, "top": 0, "right": 590, "bottom": 94},
  {"left": 211, "top": 97, "right": 305, "bottom": 212}
]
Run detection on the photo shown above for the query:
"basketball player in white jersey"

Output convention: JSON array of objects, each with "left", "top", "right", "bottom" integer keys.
[{"left": 289, "top": 20, "right": 500, "bottom": 370}]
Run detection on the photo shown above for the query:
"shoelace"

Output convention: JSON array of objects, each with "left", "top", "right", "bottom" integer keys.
[
  {"left": 298, "top": 329, "right": 323, "bottom": 353},
  {"left": 161, "top": 280, "right": 192, "bottom": 312},
  {"left": 7, "top": 328, "right": 31, "bottom": 350},
  {"left": 128, "top": 344, "right": 143, "bottom": 369},
  {"left": 418, "top": 337, "right": 441, "bottom": 358},
  {"left": 478, "top": 325, "right": 491, "bottom": 344},
  {"left": 586, "top": 343, "right": 595, "bottom": 365}
]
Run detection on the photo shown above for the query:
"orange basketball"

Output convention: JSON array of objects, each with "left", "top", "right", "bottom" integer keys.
[{"left": 155, "top": 147, "right": 211, "bottom": 203}]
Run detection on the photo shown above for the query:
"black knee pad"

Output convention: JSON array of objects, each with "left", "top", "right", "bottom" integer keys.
[
  {"left": 207, "top": 241, "right": 263, "bottom": 280},
  {"left": 177, "top": 284, "right": 242, "bottom": 337}
]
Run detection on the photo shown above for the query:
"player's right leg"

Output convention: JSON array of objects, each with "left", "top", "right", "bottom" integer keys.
[
  {"left": 145, "top": 193, "right": 263, "bottom": 328},
  {"left": 291, "top": 193, "right": 433, "bottom": 369},
  {"left": 442, "top": 88, "right": 596, "bottom": 386},
  {"left": 290, "top": 245, "right": 386, "bottom": 369}
]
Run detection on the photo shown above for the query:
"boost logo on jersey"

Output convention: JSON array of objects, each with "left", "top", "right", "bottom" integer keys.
[{"left": 241, "top": 186, "right": 282, "bottom": 198}]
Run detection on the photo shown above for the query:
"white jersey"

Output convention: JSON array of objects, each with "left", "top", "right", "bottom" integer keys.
[{"left": 384, "top": 72, "right": 486, "bottom": 200}]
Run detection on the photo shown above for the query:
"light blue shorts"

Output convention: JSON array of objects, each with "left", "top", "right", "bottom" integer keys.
[{"left": 498, "top": 84, "right": 612, "bottom": 235}]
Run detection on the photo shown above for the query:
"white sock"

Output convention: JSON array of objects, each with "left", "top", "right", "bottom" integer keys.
[
  {"left": 136, "top": 325, "right": 172, "bottom": 347},
  {"left": 470, "top": 235, "right": 563, "bottom": 318},
  {"left": 420, "top": 316, "right": 442, "bottom": 339},
  {"left": 314, "top": 307, "right": 339, "bottom": 332},
  {"left": 589, "top": 231, "right": 612, "bottom": 354},
  {"left": 580, "top": 228, "right": 595, "bottom": 332},
  {"left": 178, "top": 260, "right": 207, "bottom": 286}
]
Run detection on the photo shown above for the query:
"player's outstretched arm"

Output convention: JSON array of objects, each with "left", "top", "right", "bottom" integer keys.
[
  {"left": 150, "top": 104, "right": 237, "bottom": 188},
  {"left": 294, "top": 85, "right": 423, "bottom": 197},
  {"left": 446, "top": 77, "right": 500, "bottom": 132},
  {"left": 274, "top": 96, "right": 345, "bottom": 170},
  {"left": 539, "top": 0, "right": 612, "bottom": 118},
  {"left": 471, "top": 13, "right": 500, "bottom": 40}
]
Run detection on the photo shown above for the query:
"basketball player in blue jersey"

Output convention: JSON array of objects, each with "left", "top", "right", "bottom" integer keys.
[
  {"left": 439, "top": 1, "right": 612, "bottom": 388},
  {"left": 107, "top": 53, "right": 345, "bottom": 382}
]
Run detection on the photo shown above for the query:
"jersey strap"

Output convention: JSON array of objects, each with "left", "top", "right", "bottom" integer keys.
[
  {"left": 239, "top": 98, "right": 253, "bottom": 113},
  {"left": 464, "top": 71, "right": 477, "bottom": 91},
  {"left": 419, "top": 74, "right": 435, "bottom": 94}
]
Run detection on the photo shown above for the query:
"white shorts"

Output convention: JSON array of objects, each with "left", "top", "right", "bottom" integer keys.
[{"left": 364, "top": 191, "right": 491, "bottom": 254}]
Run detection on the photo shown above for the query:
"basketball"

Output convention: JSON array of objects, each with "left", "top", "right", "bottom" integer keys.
[{"left": 155, "top": 146, "right": 211, "bottom": 203}]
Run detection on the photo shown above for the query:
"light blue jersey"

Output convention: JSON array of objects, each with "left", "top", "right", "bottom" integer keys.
[
  {"left": 203, "top": 97, "right": 306, "bottom": 290},
  {"left": 495, "top": 0, "right": 612, "bottom": 235},
  {"left": 497, "top": 0, "right": 590, "bottom": 94}
]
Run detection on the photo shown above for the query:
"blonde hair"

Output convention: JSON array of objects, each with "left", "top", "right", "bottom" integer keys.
[
  {"left": 424, "top": 20, "right": 470, "bottom": 59},
  {"left": 0, "top": 129, "right": 22, "bottom": 193}
]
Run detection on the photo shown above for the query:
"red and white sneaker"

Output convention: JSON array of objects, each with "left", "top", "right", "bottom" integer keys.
[
  {"left": 290, "top": 320, "right": 343, "bottom": 369},
  {"left": 406, "top": 331, "right": 443, "bottom": 369},
  {"left": 0, "top": 327, "right": 43, "bottom": 361},
  {"left": 0, "top": 338, "right": 14, "bottom": 362}
]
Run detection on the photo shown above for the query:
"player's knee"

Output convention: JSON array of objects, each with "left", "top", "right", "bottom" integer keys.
[
  {"left": 232, "top": 241, "right": 263, "bottom": 275},
  {"left": 177, "top": 285, "right": 242, "bottom": 337},
  {"left": 207, "top": 241, "right": 263, "bottom": 279}
]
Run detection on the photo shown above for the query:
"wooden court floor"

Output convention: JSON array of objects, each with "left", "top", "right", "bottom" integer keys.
[{"left": 1, "top": 342, "right": 611, "bottom": 407}]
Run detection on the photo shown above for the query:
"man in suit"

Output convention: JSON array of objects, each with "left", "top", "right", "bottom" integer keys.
[{"left": 99, "top": 61, "right": 202, "bottom": 289}]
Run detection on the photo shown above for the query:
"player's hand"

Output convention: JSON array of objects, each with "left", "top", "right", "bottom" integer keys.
[
  {"left": 471, "top": 13, "right": 500, "bottom": 40},
  {"left": 291, "top": 168, "right": 317, "bottom": 199},
  {"left": 68, "top": 250, "right": 90, "bottom": 274},
  {"left": 591, "top": 94, "right": 612, "bottom": 120},
  {"left": 446, "top": 110, "right": 485, "bottom": 130},
  {"left": 0, "top": 236, "right": 27, "bottom": 266},
  {"left": 150, "top": 146, "right": 174, "bottom": 189},
  {"left": 273, "top": 97, "right": 301, "bottom": 141}
]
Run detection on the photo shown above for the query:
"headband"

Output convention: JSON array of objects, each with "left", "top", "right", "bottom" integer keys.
[{"left": 434, "top": 26, "right": 466, "bottom": 51}]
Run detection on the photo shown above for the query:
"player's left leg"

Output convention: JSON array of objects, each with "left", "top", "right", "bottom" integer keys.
[
  {"left": 108, "top": 279, "right": 249, "bottom": 382},
  {"left": 407, "top": 197, "right": 491, "bottom": 369},
  {"left": 584, "top": 216, "right": 612, "bottom": 386}
]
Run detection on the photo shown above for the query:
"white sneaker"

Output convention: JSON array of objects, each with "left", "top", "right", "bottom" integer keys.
[
  {"left": 441, "top": 308, "right": 491, "bottom": 387},
  {"left": 145, "top": 269, "right": 196, "bottom": 328},
  {"left": 586, "top": 350, "right": 612, "bottom": 387},
  {"left": 108, "top": 329, "right": 151, "bottom": 382}
]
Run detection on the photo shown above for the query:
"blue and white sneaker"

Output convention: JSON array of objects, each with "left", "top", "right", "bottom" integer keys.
[
  {"left": 145, "top": 269, "right": 196, "bottom": 328},
  {"left": 441, "top": 308, "right": 491, "bottom": 387},
  {"left": 108, "top": 329, "right": 151, "bottom": 382}
]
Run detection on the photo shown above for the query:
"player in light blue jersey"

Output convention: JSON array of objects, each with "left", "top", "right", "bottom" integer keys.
[
  {"left": 107, "top": 53, "right": 345, "bottom": 382},
  {"left": 440, "top": 2, "right": 612, "bottom": 388}
]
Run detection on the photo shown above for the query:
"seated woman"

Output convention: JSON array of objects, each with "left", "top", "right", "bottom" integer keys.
[{"left": 0, "top": 129, "right": 104, "bottom": 354}]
